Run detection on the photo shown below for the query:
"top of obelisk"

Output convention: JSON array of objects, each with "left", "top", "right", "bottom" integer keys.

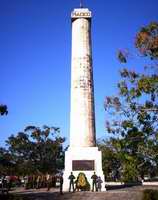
[{"left": 71, "top": 1, "right": 91, "bottom": 19}]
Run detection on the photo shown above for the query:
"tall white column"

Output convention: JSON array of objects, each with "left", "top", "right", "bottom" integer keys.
[{"left": 70, "top": 9, "right": 96, "bottom": 147}]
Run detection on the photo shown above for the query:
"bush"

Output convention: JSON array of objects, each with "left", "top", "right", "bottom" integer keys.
[{"left": 142, "top": 189, "right": 158, "bottom": 200}]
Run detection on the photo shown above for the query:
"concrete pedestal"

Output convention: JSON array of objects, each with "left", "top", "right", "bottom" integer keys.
[{"left": 63, "top": 147, "right": 106, "bottom": 191}]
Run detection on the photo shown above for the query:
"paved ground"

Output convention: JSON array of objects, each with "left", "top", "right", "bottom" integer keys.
[
  {"left": 16, "top": 190, "right": 142, "bottom": 200},
  {"left": 1, "top": 186, "right": 158, "bottom": 200}
]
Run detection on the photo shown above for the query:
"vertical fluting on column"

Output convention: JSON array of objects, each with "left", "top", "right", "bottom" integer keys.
[{"left": 70, "top": 13, "right": 96, "bottom": 147}]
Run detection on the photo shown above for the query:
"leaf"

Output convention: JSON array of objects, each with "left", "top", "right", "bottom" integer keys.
[{"left": 117, "top": 51, "right": 127, "bottom": 63}]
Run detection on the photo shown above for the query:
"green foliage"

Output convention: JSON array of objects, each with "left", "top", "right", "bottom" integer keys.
[
  {"left": 0, "top": 147, "right": 14, "bottom": 175},
  {"left": 135, "top": 22, "right": 158, "bottom": 59},
  {"left": 117, "top": 50, "right": 127, "bottom": 63},
  {"left": 0, "top": 105, "right": 8, "bottom": 115},
  {"left": 104, "top": 22, "right": 158, "bottom": 182},
  {"left": 121, "top": 156, "right": 138, "bottom": 182},
  {"left": 98, "top": 140, "right": 121, "bottom": 181},
  {"left": 1, "top": 125, "right": 65, "bottom": 175},
  {"left": 142, "top": 190, "right": 158, "bottom": 200}
]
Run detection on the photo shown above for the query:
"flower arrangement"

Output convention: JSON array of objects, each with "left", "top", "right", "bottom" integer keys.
[{"left": 76, "top": 172, "right": 90, "bottom": 191}]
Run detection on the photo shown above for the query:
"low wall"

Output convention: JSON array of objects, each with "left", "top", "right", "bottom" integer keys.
[
  {"left": 142, "top": 182, "right": 158, "bottom": 186},
  {"left": 105, "top": 182, "right": 123, "bottom": 186}
]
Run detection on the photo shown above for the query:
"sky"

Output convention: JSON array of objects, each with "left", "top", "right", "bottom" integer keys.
[{"left": 0, "top": 0, "right": 158, "bottom": 147}]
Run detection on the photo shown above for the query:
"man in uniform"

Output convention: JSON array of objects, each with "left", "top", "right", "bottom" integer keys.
[
  {"left": 59, "top": 173, "right": 63, "bottom": 195},
  {"left": 68, "top": 172, "right": 75, "bottom": 192},
  {"left": 91, "top": 172, "right": 98, "bottom": 192}
]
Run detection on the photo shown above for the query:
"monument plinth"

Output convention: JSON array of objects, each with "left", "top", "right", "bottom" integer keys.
[{"left": 63, "top": 7, "right": 105, "bottom": 191}]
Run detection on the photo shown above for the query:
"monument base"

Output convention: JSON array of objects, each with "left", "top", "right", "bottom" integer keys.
[{"left": 63, "top": 147, "right": 106, "bottom": 191}]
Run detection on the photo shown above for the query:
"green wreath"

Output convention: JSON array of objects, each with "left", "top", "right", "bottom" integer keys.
[{"left": 76, "top": 173, "right": 90, "bottom": 191}]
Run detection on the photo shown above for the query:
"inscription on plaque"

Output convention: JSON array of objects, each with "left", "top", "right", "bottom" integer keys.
[
  {"left": 71, "top": 12, "right": 91, "bottom": 18},
  {"left": 72, "top": 160, "right": 94, "bottom": 171}
]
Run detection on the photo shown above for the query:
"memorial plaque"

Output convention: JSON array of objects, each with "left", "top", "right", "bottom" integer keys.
[
  {"left": 71, "top": 11, "right": 91, "bottom": 18},
  {"left": 72, "top": 160, "right": 94, "bottom": 171}
]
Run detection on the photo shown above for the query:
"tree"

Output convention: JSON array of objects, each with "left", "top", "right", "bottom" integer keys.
[
  {"left": 135, "top": 22, "right": 158, "bottom": 59},
  {"left": 0, "top": 147, "right": 15, "bottom": 175},
  {"left": 104, "top": 22, "right": 158, "bottom": 181},
  {"left": 6, "top": 125, "right": 65, "bottom": 175},
  {"left": 98, "top": 139, "right": 121, "bottom": 181}
]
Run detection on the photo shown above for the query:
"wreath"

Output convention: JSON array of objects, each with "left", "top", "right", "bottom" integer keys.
[{"left": 76, "top": 173, "right": 90, "bottom": 191}]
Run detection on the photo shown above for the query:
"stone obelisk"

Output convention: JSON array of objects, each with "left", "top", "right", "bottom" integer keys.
[{"left": 63, "top": 6, "right": 105, "bottom": 191}]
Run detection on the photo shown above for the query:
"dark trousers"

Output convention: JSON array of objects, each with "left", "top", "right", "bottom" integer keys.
[
  {"left": 47, "top": 182, "right": 51, "bottom": 191},
  {"left": 60, "top": 183, "right": 63, "bottom": 194},
  {"left": 69, "top": 181, "right": 74, "bottom": 192},
  {"left": 92, "top": 181, "right": 97, "bottom": 192}
]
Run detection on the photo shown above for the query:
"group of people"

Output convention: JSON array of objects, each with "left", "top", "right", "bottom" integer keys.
[
  {"left": 23, "top": 174, "right": 57, "bottom": 190},
  {"left": 1, "top": 172, "right": 103, "bottom": 194},
  {"left": 67, "top": 172, "right": 103, "bottom": 193},
  {"left": 0, "top": 175, "right": 21, "bottom": 191}
]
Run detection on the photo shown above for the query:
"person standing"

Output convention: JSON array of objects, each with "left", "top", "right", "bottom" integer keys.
[
  {"left": 46, "top": 173, "right": 52, "bottom": 191},
  {"left": 36, "top": 175, "right": 41, "bottom": 189},
  {"left": 91, "top": 172, "right": 98, "bottom": 192},
  {"left": 97, "top": 176, "right": 103, "bottom": 192},
  {"left": 24, "top": 175, "right": 29, "bottom": 189},
  {"left": 59, "top": 173, "right": 63, "bottom": 195},
  {"left": 32, "top": 175, "right": 36, "bottom": 189},
  {"left": 68, "top": 172, "right": 75, "bottom": 192}
]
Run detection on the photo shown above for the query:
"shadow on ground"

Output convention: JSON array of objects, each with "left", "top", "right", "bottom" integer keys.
[{"left": 0, "top": 192, "right": 82, "bottom": 200}]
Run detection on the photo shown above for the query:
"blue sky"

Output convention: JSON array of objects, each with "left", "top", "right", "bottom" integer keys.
[{"left": 0, "top": 0, "right": 158, "bottom": 147}]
